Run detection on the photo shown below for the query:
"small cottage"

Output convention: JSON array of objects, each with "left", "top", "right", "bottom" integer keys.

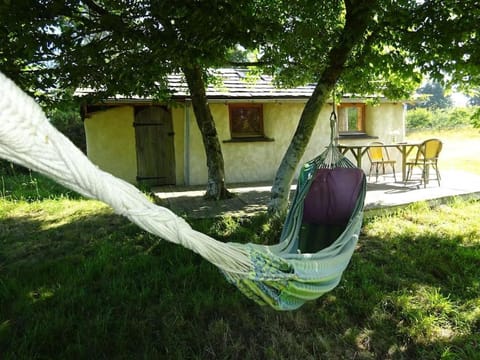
[{"left": 80, "top": 69, "right": 406, "bottom": 186}]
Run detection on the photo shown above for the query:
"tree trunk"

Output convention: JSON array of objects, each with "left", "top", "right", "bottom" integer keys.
[
  {"left": 268, "top": 0, "right": 378, "bottom": 216},
  {"left": 268, "top": 82, "right": 333, "bottom": 216},
  {"left": 182, "top": 65, "right": 233, "bottom": 200}
]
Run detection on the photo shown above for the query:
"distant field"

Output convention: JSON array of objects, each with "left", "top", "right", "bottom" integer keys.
[{"left": 407, "top": 127, "right": 480, "bottom": 174}]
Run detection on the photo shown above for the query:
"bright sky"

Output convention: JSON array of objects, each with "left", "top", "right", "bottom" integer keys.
[{"left": 451, "top": 92, "right": 469, "bottom": 107}]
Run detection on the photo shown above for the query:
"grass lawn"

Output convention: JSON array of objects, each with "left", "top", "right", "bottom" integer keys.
[{"left": 1, "top": 128, "right": 480, "bottom": 359}]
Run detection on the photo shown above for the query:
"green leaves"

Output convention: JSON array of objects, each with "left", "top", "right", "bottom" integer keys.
[
  {"left": 0, "top": 0, "right": 278, "bottom": 102},
  {"left": 2, "top": 0, "right": 480, "bottom": 101}
]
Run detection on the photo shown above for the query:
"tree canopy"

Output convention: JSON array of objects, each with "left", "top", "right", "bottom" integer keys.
[
  {"left": 0, "top": 0, "right": 277, "bottom": 100},
  {"left": 415, "top": 81, "right": 452, "bottom": 109},
  {"left": 0, "top": 0, "right": 281, "bottom": 199},
  {"left": 261, "top": 1, "right": 480, "bottom": 94}
]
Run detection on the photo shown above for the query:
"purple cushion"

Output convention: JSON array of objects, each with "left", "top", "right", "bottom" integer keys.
[{"left": 302, "top": 167, "right": 364, "bottom": 226}]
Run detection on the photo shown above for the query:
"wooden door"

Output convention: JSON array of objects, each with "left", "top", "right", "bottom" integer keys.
[{"left": 134, "top": 106, "right": 175, "bottom": 186}]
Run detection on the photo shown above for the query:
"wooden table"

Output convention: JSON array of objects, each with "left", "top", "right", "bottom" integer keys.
[{"left": 338, "top": 143, "right": 421, "bottom": 181}]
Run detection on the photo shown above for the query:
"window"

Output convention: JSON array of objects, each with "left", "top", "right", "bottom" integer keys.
[
  {"left": 229, "top": 104, "right": 264, "bottom": 139},
  {"left": 338, "top": 103, "right": 366, "bottom": 134}
]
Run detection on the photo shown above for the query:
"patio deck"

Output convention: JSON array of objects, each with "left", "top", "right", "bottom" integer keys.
[{"left": 152, "top": 170, "right": 480, "bottom": 219}]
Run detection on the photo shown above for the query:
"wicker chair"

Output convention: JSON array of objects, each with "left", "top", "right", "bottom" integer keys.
[
  {"left": 405, "top": 138, "right": 442, "bottom": 187},
  {"left": 366, "top": 141, "right": 397, "bottom": 182}
]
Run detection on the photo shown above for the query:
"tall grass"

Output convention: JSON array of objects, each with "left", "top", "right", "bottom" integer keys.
[{"left": 0, "top": 171, "right": 81, "bottom": 201}]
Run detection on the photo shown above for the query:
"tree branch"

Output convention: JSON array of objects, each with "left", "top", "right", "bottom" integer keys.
[
  {"left": 82, "top": 0, "right": 109, "bottom": 16},
  {"left": 227, "top": 61, "right": 270, "bottom": 67}
]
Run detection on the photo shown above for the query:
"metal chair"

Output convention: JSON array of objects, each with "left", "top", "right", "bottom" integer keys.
[
  {"left": 366, "top": 141, "right": 397, "bottom": 182},
  {"left": 405, "top": 138, "right": 442, "bottom": 187}
]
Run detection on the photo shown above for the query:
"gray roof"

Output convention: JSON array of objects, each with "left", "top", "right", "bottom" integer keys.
[
  {"left": 168, "top": 68, "right": 316, "bottom": 99},
  {"left": 75, "top": 68, "right": 317, "bottom": 102},
  {"left": 76, "top": 68, "right": 391, "bottom": 103}
]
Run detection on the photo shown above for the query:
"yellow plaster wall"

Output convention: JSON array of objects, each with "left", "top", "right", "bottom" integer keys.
[
  {"left": 85, "top": 100, "right": 405, "bottom": 186},
  {"left": 84, "top": 106, "right": 137, "bottom": 183},
  {"left": 185, "top": 101, "right": 333, "bottom": 185},
  {"left": 365, "top": 102, "right": 405, "bottom": 143},
  {"left": 185, "top": 101, "right": 405, "bottom": 184},
  {"left": 182, "top": 104, "right": 207, "bottom": 184},
  {"left": 85, "top": 105, "right": 185, "bottom": 185}
]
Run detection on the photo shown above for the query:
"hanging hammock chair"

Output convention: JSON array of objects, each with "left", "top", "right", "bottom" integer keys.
[{"left": 0, "top": 72, "right": 366, "bottom": 311}]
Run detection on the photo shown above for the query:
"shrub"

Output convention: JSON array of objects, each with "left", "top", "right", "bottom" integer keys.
[
  {"left": 406, "top": 108, "right": 434, "bottom": 129},
  {"left": 47, "top": 106, "right": 86, "bottom": 153},
  {"left": 471, "top": 107, "right": 480, "bottom": 128},
  {"left": 407, "top": 107, "right": 475, "bottom": 130},
  {"left": 446, "top": 108, "right": 471, "bottom": 127}
]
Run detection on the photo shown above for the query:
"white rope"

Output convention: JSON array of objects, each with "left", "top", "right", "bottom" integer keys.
[{"left": 0, "top": 72, "right": 254, "bottom": 275}]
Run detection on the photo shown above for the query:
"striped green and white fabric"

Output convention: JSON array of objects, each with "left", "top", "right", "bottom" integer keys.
[{"left": 223, "top": 145, "right": 366, "bottom": 310}]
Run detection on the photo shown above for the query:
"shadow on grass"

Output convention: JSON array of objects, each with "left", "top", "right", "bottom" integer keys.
[
  {"left": 0, "top": 205, "right": 479, "bottom": 359},
  {"left": 0, "top": 210, "right": 259, "bottom": 358},
  {"left": 0, "top": 212, "right": 136, "bottom": 267},
  {"left": 340, "top": 230, "right": 480, "bottom": 359}
]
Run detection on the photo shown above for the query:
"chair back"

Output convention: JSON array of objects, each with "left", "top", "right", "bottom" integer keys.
[
  {"left": 367, "top": 141, "right": 388, "bottom": 162},
  {"left": 418, "top": 138, "right": 442, "bottom": 161}
]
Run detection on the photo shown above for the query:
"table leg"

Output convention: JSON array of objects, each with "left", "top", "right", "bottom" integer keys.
[
  {"left": 354, "top": 149, "right": 363, "bottom": 169},
  {"left": 396, "top": 144, "right": 419, "bottom": 182},
  {"left": 339, "top": 147, "right": 363, "bottom": 168}
]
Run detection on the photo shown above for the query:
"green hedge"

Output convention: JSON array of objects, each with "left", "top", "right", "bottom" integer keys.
[{"left": 406, "top": 107, "right": 479, "bottom": 130}]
